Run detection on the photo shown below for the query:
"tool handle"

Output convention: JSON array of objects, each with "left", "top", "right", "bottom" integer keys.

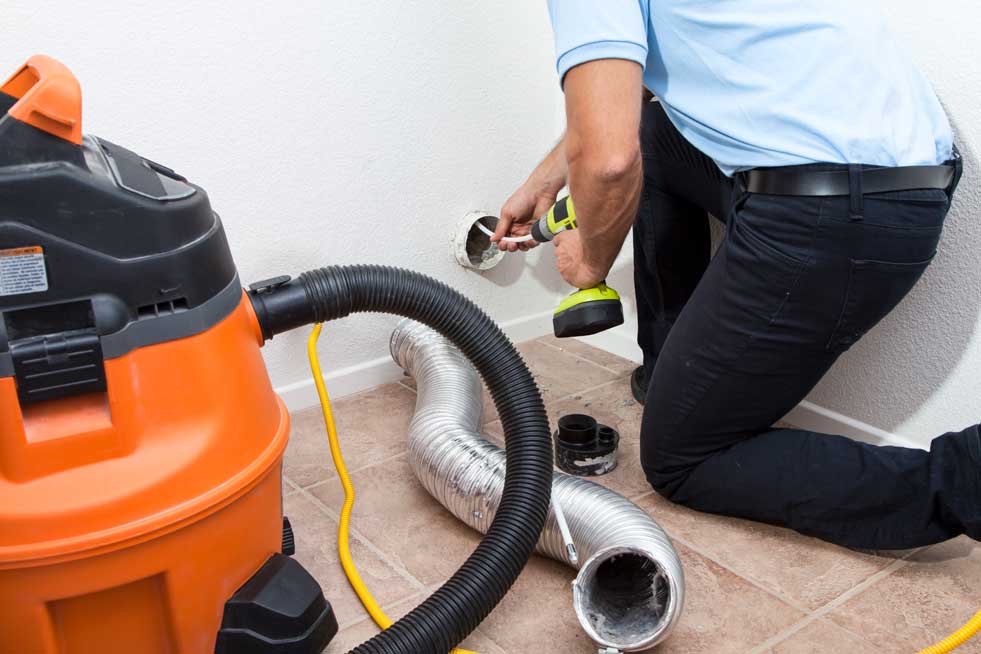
[
  {"left": 1, "top": 55, "right": 82, "bottom": 144},
  {"left": 531, "top": 195, "right": 577, "bottom": 243}
]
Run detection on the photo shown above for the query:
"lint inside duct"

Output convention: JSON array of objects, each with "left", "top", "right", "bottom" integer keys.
[
  {"left": 452, "top": 211, "right": 507, "bottom": 271},
  {"left": 576, "top": 548, "right": 672, "bottom": 650}
]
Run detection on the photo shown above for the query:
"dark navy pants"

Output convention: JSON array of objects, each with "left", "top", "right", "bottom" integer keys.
[{"left": 635, "top": 100, "right": 977, "bottom": 549}]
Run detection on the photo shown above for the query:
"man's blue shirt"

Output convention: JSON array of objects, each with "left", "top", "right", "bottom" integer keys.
[{"left": 548, "top": 0, "right": 953, "bottom": 176}]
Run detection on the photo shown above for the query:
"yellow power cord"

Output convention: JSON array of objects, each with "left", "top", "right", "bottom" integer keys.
[
  {"left": 917, "top": 609, "right": 981, "bottom": 654},
  {"left": 308, "top": 324, "right": 478, "bottom": 654}
]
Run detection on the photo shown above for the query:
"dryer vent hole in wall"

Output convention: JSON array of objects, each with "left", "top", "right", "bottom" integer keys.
[
  {"left": 581, "top": 553, "right": 669, "bottom": 646},
  {"left": 452, "top": 212, "right": 506, "bottom": 271},
  {"left": 466, "top": 216, "right": 500, "bottom": 265}
]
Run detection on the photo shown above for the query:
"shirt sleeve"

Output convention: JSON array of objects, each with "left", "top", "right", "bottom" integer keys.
[{"left": 547, "top": 0, "right": 649, "bottom": 85}]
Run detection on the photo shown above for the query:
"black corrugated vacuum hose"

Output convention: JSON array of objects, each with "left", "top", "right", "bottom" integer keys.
[{"left": 248, "top": 265, "right": 553, "bottom": 654}]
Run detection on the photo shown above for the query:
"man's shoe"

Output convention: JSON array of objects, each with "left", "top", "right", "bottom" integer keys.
[{"left": 630, "top": 366, "right": 649, "bottom": 405}]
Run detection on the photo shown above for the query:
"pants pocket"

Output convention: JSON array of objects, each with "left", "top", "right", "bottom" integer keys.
[{"left": 826, "top": 256, "right": 935, "bottom": 351}]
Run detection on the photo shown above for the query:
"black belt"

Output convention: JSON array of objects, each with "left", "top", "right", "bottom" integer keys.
[{"left": 739, "top": 162, "right": 957, "bottom": 196}]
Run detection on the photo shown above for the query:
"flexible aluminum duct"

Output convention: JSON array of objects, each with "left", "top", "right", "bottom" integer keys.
[{"left": 391, "top": 320, "right": 685, "bottom": 652}]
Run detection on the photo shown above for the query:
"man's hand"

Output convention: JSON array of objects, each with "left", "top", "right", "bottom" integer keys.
[
  {"left": 493, "top": 137, "right": 569, "bottom": 252},
  {"left": 554, "top": 230, "right": 605, "bottom": 289},
  {"left": 494, "top": 182, "right": 558, "bottom": 253}
]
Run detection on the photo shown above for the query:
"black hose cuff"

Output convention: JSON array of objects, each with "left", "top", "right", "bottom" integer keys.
[{"left": 248, "top": 265, "right": 553, "bottom": 654}]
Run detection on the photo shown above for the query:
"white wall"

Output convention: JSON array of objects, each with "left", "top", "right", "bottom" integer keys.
[{"left": 4, "top": 1, "right": 568, "bottom": 403}]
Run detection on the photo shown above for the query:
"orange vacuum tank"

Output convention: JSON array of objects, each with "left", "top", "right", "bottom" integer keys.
[{"left": 0, "top": 56, "right": 336, "bottom": 654}]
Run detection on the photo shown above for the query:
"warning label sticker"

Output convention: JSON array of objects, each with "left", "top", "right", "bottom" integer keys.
[{"left": 0, "top": 246, "right": 49, "bottom": 297}]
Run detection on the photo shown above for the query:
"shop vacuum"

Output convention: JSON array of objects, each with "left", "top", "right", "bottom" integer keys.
[{"left": 0, "top": 55, "right": 554, "bottom": 654}]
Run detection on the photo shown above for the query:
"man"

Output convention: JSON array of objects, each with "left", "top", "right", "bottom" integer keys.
[{"left": 492, "top": 1, "right": 973, "bottom": 549}]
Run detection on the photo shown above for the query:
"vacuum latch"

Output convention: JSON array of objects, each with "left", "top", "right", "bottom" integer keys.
[{"left": 9, "top": 329, "right": 106, "bottom": 405}]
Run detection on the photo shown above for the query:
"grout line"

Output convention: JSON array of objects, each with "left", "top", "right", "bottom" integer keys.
[
  {"left": 550, "top": 376, "right": 625, "bottom": 406},
  {"left": 628, "top": 489, "right": 654, "bottom": 502},
  {"left": 338, "top": 616, "right": 371, "bottom": 632},
  {"left": 746, "top": 556, "right": 910, "bottom": 653},
  {"left": 806, "top": 547, "right": 923, "bottom": 648},
  {"left": 535, "top": 337, "right": 625, "bottom": 376},
  {"left": 809, "top": 551, "right": 914, "bottom": 617},
  {"left": 338, "top": 602, "right": 507, "bottom": 653},
  {"left": 665, "top": 531, "right": 815, "bottom": 617},
  {"left": 300, "top": 450, "right": 410, "bottom": 492},
  {"left": 470, "top": 627, "right": 508, "bottom": 653},
  {"left": 480, "top": 376, "right": 628, "bottom": 436},
  {"left": 336, "top": 590, "right": 426, "bottom": 631},
  {"left": 745, "top": 614, "right": 819, "bottom": 654},
  {"left": 294, "top": 483, "right": 429, "bottom": 594}
]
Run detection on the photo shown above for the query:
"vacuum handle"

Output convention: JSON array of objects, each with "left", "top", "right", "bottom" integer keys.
[{"left": 1, "top": 54, "right": 82, "bottom": 144}]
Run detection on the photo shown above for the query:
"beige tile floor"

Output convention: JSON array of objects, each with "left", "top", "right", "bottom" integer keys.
[{"left": 283, "top": 336, "right": 981, "bottom": 653}]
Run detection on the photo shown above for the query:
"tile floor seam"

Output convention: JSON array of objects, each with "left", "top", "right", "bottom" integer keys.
[
  {"left": 666, "top": 531, "right": 815, "bottom": 616},
  {"left": 629, "top": 489, "right": 654, "bottom": 502},
  {"left": 464, "top": 629, "right": 510, "bottom": 654},
  {"left": 809, "top": 545, "right": 922, "bottom": 617},
  {"left": 535, "top": 337, "right": 628, "bottom": 376},
  {"left": 336, "top": 598, "right": 508, "bottom": 653},
  {"left": 746, "top": 556, "right": 910, "bottom": 653},
  {"left": 551, "top": 376, "right": 627, "bottom": 405},
  {"left": 807, "top": 549, "right": 917, "bottom": 619},
  {"left": 477, "top": 376, "right": 628, "bottom": 435},
  {"left": 810, "top": 552, "right": 922, "bottom": 651},
  {"left": 336, "top": 591, "right": 425, "bottom": 631},
  {"left": 294, "top": 485, "right": 429, "bottom": 594},
  {"left": 300, "top": 451, "right": 410, "bottom": 492},
  {"left": 745, "top": 613, "right": 822, "bottom": 654},
  {"left": 470, "top": 627, "right": 510, "bottom": 654}
]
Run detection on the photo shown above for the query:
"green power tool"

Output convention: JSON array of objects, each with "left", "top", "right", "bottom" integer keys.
[{"left": 530, "top": 196, "right": 625, "bottom": 338}]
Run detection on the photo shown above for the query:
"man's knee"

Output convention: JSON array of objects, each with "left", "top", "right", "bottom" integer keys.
[
  {"left": 643, "top": 458, "right": 696, "bottom": 501},
  {"left": 640, "top": 422, "right": 696, "bottom": 501}
]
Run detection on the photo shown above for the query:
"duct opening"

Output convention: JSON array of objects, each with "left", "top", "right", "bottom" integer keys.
[
  {"left": 465, "top": 216, "right": 498, "bottom": 265},
  {"left": 452, "top": 212, "right": 506, "bottom": 271},
  {"left": 576, "top": 549, "right": 671, "bottom": 650}
]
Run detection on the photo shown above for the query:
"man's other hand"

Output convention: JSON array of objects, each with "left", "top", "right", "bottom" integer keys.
[{"left": 555, "top": 229, "right": 605, "bottom": 289}]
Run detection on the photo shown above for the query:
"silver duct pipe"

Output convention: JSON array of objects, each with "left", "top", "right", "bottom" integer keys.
[{"left": 390, "top": 320, "right": 685, "bottom": 652}]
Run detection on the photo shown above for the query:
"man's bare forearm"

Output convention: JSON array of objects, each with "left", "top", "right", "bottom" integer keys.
[
  {"left": 566, "top": 141, "right": 642, "bottom": 277},
  {"left": 526, "top": 134, "right": 569, "bottom": 198},
  {"left": 563, "top": 60, "right": 645, "bottom": 279}
]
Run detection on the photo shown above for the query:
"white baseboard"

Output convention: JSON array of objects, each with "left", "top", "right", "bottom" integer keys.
[
  {"left": 275, "top": 309, "right": 556, "bottom": 411},
  {"left": 573, "top": 326, "right": 643, "bottom": 364},
  {"left": 783, "top": 400, "right": 924, "bottom": 450}
]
